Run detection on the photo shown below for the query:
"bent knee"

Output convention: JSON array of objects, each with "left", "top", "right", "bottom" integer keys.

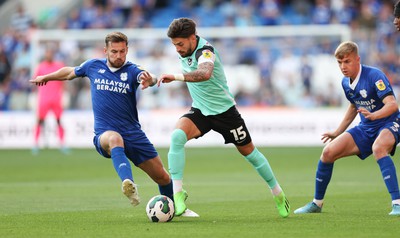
[
  {"left": 104, "top": 131, "right": 124, "bottom": 146},
  {"left": 170, "top": 129, "right": 187, "bottom": 146},
  {"left": 372, "top": 144, "right": 390, "bottom": 159},
  {"left": 321, "top": 146, "right": 337, "bottom": 163}
]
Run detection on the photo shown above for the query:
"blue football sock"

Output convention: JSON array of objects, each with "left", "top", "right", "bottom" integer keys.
[
  {"left": 245, "top": 148, "right": 277, "bottom": 189},
  {"left": 377, "top": 156, "right": 400, "bottom": 200},
  {"left": 168, "top": 129, "right": 187, "bottom": 180},
  {"left": 159, "top": 180, "right": 174, "bottom": 201},
  {"left": 315, "top": 160, "right": 334, "bottom": 200},
  {"left": 111, "top": 147, "right": 133, "bottom": 182}
]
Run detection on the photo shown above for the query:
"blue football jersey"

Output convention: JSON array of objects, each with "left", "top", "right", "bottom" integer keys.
[
  {"left": 75, "top": 59, "right": 144, "bottom": 135},
  {"left": 342, "top": 65, "right": 400, "bottom": 128}
]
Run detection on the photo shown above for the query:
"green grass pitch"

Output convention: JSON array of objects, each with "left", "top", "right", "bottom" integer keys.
[{"left": 0, "top": 147, "right": 398, "bottom": 238}]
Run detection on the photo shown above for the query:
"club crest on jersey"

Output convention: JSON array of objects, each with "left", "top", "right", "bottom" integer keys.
[
  {"left": 375, "top": 79, "right": 386, "bottom": 91},
  {"left": 120, "top": 72, "right": 128, "bottom": 81},
  {"left": 187, "top": 58, "right": 193, "bottom": 66},
  {"left": 359, "top": 89, "right": 367, "bottom": 98}
]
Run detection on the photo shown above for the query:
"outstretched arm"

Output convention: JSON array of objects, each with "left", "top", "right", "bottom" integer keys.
[
  {"left": 157, "top": 62, "right": 214, "bottom": 86},
  {"left": 29, "top": 66, "right": 77, "bottom": 86},
  {"left": 158, "top": 47, "right": 216, "bottom": 86}
]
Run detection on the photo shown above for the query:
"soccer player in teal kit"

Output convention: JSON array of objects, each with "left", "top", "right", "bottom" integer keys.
[
  {"left": 294, "top": 41, "right": 400, "bottom": 216},
  {"left": 157, "top": 18, "right": 290, "bottom": 218},
  {"left": 30, "top": 32, "right": 173, "bottom": 206}
]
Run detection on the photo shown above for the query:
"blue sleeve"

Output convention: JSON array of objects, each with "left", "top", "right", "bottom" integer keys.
[
  {"left": 75, "top": 59, "right": 95, "bottom": 77},
  {"left": 133, "top": 64, "right": 145, "bottom": 85},
  {"left": 372, "top": 71, "right": 393, "bottom": 99}
]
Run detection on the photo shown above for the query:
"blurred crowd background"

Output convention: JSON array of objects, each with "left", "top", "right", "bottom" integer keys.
[{"left": 0, "top": 0, "right": 400, "bottom": 111}]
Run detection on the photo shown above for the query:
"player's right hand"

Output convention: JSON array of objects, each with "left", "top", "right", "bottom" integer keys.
[
  {"left": 29, "top": 76, "right": 47, "bottom": 86},
  {"left": 157, "top": 74, "right": 175, "bottom": 87},
  {"left": 321, "top": 132, "right": 337, "bottom": 144}
]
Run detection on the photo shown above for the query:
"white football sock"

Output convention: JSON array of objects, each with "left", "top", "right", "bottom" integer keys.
[
  {"left": 271, "top": 183, "right": 282, "bottom": 196},
  {"left": 392, "top": 199, "right": 400, "bottom": 205},
  {"left": 172, "top": 179, "right": 183, "bottom": 194},
  {"left": 313, "top": 199, "right": 323, "bottom": 207}
]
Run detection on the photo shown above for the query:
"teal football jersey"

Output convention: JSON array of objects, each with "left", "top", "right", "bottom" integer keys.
[{"left": 179, "top": 36, "right": 235, "bottom": 116}]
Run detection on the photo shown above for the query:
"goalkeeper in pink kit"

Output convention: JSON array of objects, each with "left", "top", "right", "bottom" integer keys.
[{"left": 32, "top": 47, "right": 67, "bottom": 154}]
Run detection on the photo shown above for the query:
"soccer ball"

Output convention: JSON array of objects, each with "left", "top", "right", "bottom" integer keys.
[{"left": 146, "top": 195, "right": 175, "bottom": 222}]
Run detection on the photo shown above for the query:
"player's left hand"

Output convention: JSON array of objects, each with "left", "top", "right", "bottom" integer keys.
[
  {"left": 357, "top": 107, "right": 375, "bottom": 120},
  {"left": 140, "top": 71, "right": 156, "bottom": 89},
  {"left": 321, "top": 131, "right": 337, "bottom": 144},
  {"left": 157, "top": 74, "right": 175, "bottom": 87}
]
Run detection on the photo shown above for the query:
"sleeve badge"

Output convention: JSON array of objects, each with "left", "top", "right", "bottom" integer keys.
[
  {"left": 202, "top": 50, "right": 213, "bottom": 59},
  {"left": 375, "top": 79, "right": 386, "bottom": 91}
]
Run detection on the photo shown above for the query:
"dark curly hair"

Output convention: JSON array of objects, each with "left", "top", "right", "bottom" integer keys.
[
  {"left": 394, "top": 1, "right": 400, "bottom": 17},
  {"left": 167, "top": 18, "right": 196, "bottom": 38}
]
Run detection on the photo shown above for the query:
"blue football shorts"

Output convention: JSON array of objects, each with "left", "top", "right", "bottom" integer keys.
[
  {"left": 93, "top": 130, "right": 158, "bottom": 166},
  {"left": 347, "top": 120, "right": 400, "bottom": 160}
]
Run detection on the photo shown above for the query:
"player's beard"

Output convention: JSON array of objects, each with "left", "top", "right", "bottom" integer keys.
[
  {"left": 109, "top": 58, "right": 124, "bottom": 68},
  {"left": 178, "top": 50, "right": 190, "bottom": 58},
  {"left": 179, "top": 42, "right": 194, "bottom": 58}
]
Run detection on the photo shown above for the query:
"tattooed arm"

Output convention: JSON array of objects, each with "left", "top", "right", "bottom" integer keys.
[
  {"left": 157, "top": 62, "right": 214, "bottom": 85},
  {"left": 157, "top": 47, "right": 216, "bottom": 86},
  {"left": 183, "top": 62, "right": 214, "bottom": 82}
]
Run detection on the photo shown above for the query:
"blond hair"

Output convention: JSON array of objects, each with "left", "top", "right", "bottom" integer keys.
[{"left": 334, "top": 41, "right": 359, "bottom": 59}]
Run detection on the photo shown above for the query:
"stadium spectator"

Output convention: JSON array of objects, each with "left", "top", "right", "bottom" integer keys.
[
  {"left": 157, "top": 18, "right": 290, "bottom": 218},
  {"left": 259, "top": 0, "right": 281, "bottom": 25},
  {"left": 0, "top": 43, "right": 11, "bottom": 85},
  {"left": 311, "top": 0, "right": 333, "bottom": 24},
  {"left": 294, "top": 41, "right": 400, "bottom": 216},
  {"left": 0, "top": 43, "right": 11, "bottom": 110},
  {"left": 9, "top": 3, "right": 34, "bottom": 35},
  {"left": 6, "top": 34, "right": 31, "bottom": 110},
  {"left": 31, "top": 46, "right": 67, "bottom": 155},
  {"left": 111, "top": 0, "right": 135, "bottom": 23},
  {"left": 124, "top": 4, "right": 146, "bottom": 28},
  {"left": 29, "top": 31, "right": 174, "bottom": 207},
  {"left": 63, "top": 8, "right": 85, "bottom": 29},
  {"left": 332, "top": 0, "right": 357, "bottom": 25},
  {"left": 355, "top": 1, "right": 378, "bottom": 32},
  {"left": 79, "top": 0, "right": 98, "bottom": 29},
  {"left": 300, "top": 55, "right": 313, "bottom": 94}
]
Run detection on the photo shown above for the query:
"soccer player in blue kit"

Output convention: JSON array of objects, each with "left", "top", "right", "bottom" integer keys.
[
  {"left": 157, "top": 18, "right": 290, "bottom": 218},
  {"left": 294, "top": 41, "right": 400, "bottom": 215},
  {"left": 30, "top": 32, "right": 173, "bottom": 207}
]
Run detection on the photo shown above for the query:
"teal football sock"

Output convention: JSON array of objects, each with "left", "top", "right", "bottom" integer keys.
[
  {"left": 168, "top": 129, "right": 187, "bottom": 180},
  {"left": 245, "top": 148, "right": 277, "bottom": 189}
]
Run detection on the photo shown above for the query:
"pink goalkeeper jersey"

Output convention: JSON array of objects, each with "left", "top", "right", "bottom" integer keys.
[{"left": 34, "top": 61, "right": 65, "bottom": 119}]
